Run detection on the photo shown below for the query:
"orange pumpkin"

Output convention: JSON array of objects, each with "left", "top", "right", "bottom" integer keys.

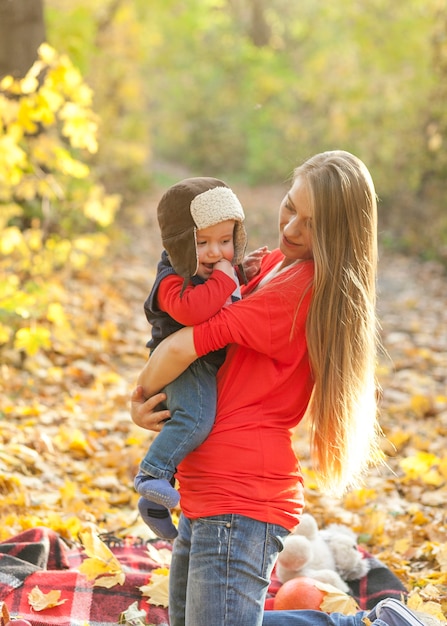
[{"left": 273, "top": 576, "right": 326, "bottom": 611}]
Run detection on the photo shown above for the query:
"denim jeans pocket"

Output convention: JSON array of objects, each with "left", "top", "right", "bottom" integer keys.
[{"left": 268, "top": 525, "right": 289, "bottom": 552}]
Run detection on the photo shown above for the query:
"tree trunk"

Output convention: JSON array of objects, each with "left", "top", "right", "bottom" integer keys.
[
  {"left": 227, "top": 0, "right": 270, "bottom": 47},
  {"left": 0, "top": 0, "right": 46, "bottom": 78}
]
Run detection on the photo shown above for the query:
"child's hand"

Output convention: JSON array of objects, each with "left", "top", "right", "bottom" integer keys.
[
  {"left": 243, "top": 246, "right": 271, "bottom": 281},
  {"left": 214, "top": 258, "right": 236, "bottom": 278}
]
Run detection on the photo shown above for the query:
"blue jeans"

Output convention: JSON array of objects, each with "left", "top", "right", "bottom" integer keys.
[
  {"left": 139, "top": 359, "right": 218, "bottom": 479},
  {"left": 169, "top": 513, "right": 290, "bottom": 626},
  {"left": 262, "top": 610, "right": 390, "bottom": 626}
]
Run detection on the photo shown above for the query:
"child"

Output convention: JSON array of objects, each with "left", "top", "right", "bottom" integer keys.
[{"left": 134, "top": 176, "right": 249, "bottom": 539}]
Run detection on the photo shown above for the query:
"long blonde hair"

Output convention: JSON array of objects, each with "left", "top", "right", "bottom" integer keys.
[{"left": 296, "top": 150, "right": 383, "bottom": 496}]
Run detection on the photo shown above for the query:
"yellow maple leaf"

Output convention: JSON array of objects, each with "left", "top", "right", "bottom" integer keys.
[
  {"left": 139, "top": 567, "right": 170, "bottom": 608},
  {"left": 407, "top": 589, "right": 446, "bottom": 622},
  {"left": 316, "top": 581, "right": 360, "bottom": 615},
  {"left": 14, "top": 326, "right": 51, "bottom": 356},
  {"left": 28, "top": 585, "right": 67, "bottom": 611},
  {"left": 400, "top": 452, "right": 442, "bottom": 483},
  {"left": 79, "top": 527, "right": 125, "bottom": 587}
]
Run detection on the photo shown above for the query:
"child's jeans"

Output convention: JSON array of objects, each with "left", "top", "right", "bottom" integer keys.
[{"left": 139, "top": 358, "right": 218, "bottom": 480}]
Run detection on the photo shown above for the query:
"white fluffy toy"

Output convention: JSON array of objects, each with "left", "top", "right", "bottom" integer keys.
[{"left": 276, "top": 513, "right": 370, "bottom": 593}]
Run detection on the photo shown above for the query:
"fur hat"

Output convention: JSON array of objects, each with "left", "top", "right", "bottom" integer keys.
[{"left": 157, "top": 177, "right": 247, "bottom": 283}]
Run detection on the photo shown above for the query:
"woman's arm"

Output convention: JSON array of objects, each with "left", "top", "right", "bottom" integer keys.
[{"left": 137, "top": 326, "right": 198, "bottom": 397}]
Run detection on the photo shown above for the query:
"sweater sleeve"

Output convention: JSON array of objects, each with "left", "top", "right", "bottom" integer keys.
[
  {"left": 157, "top": 270, "right": 238, "bottom": 326},
  {"left": 194, "top": 261, "right": 314, "bottom": 361}
]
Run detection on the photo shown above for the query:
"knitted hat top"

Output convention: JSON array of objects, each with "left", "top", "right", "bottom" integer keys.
[{"left": 157, "top": 177, "right": 247, "bottom": 282}]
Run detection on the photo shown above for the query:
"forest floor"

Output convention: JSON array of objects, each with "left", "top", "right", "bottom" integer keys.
[{"left": 1, "top": 182, "right": 447, "bottom": 614}]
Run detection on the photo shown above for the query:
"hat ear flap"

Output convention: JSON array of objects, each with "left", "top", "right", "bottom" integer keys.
[
  {"left": 232, "top": 222, "right": 248, "bottom": 283},
  {"left": 163, "top": 227, "right": 199, "bottom": 281},
  {"left": 232, "top": 222, "right": 247, "bottom": 265}
]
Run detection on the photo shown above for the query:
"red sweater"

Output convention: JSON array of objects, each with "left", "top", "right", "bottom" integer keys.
[
  {"left": 157, "top": 270, "right": 238, "bottom": 325},
  {"left": 176, "top": 249, "right": 315, "bottom": 531}
]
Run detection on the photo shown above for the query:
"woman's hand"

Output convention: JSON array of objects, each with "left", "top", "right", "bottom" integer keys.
[
  {"left": 130, "top": 385, "right": 171, "bottom": 431},
  {"left": 243, "top": 246, "right": 270, "bottom": 281}
]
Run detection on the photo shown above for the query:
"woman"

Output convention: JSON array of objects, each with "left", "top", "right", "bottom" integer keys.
[{"left": 130, "top": 150, "right": 383, "bottom": 626}]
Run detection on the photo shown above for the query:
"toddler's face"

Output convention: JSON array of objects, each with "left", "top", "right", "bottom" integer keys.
[{"left": 195, "top": 219, "right": 236, "bottom": 280}]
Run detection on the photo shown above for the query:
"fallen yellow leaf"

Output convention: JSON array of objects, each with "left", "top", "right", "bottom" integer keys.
[
  {"left": 28, "top": 585, "right": 67, "bottom": 611},
  {"left": 407, "top": 590, "right": 446, "bottom": 622},
  {"left": 317, "top": 581, "right": 360, "bottom": 615},
  {"left": 139, "top": 567, "right": 169, "bottom": 607},
  {"left": 78, "top": 527, "right": 125, "bottom": 587},
  {"left": 145, "top": 543, "right": 172, "bottom": 568}
]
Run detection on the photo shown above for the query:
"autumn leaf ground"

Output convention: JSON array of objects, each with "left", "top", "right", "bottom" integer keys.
[{"left": 1, "top": 183, "right": 447, "bottom": 613}]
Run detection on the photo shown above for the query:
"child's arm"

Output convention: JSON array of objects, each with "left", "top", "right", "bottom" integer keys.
[{"left": 159, "top": 260, "right": 238, "bottom": 326}]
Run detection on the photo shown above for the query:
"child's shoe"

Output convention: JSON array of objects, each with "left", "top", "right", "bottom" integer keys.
[
  {"left": 137, "top": 497, "right": 178, "bottom": 540},
  {"left": 134, "top": 473, "right": 180, "bottom": 509}
]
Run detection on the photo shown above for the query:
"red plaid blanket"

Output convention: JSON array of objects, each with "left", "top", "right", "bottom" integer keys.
[
  {"left": 0, "top": 527, "right": 406, "bottom": 625},
  {"left": 0, "top": 527, "right": 170, "bottom": 625}
]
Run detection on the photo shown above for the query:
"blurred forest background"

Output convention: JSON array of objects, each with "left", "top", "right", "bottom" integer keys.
[{"left": 2, "top": 1, "right": 447, "bottom": 237}]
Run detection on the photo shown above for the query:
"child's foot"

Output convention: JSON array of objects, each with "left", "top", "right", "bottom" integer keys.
[
  {"left": 138, "top": 497, "right": 178, "bottom": 540},
  {"left": 134, "top": 473, "right": 180, "bottom": 509},
  {"left": 373, "top": 598, "right": 441, "bottom": 626}
]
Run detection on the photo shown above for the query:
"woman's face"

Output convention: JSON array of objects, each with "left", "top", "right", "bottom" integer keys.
[{"left": 278, "top": 176, "right": 313, "bottom": 263}]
